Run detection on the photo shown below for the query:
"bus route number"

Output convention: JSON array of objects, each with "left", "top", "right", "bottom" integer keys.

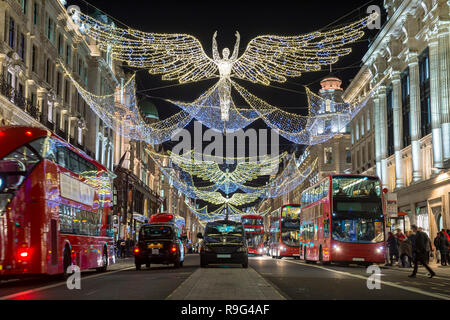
[{"left": 225, "top": 305, "right": 270, "bottom": 315}]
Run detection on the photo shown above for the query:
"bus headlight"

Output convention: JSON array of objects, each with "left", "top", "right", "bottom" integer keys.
[
  {"left": 376, "top": 246, "right": 384, "bottom": 253},
  {"left": 333, "top": 245, "right": 341, "bottom": 252},
  {"left": 280, "top": 246, "right": 286, "bottom": 252}
]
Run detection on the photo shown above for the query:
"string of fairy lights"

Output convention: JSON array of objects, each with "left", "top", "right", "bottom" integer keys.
[{"left": 61, "top": 6, "right": 381, "bottom": 220}]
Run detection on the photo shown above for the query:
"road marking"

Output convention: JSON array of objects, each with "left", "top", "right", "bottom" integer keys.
[
  {"left": 283, "top": 259, "right": 450, "bottom": 300},
  {"left": 382, "top": 267, "right": 450, "bottom": 281},
  {"left": 0, "top": 266, "right": 135, "bottom": 300}
]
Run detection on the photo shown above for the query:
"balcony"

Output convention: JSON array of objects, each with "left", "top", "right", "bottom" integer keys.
[{"left": 0, "top": 75, "right": 40, "bottom": 122}]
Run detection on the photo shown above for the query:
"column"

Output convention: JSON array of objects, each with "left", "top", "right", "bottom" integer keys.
[
  {"left": 374, "top": 94, "right": 382, "bottom": 180},
  {"left": 392, "top": 72, "right": 405, "bottom": 188},
  {"left": 378, "top": 85, "right": 388, "bottom": 189},
  {"left": 408, "top": 52, "right": 423, "bottom": 182},
  {"left": 438, "top": 26, "right": 450, "bottom": 161},
  {"left": 428, "top": 38, "right": 443, "bottom": 170}
]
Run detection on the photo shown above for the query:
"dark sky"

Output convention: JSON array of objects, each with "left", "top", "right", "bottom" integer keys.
[{"left": 68, "top": 0, "right": 385, "bottom": 210}]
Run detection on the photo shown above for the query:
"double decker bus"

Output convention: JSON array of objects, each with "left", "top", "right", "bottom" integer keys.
[
  {"left": 268, "top": 204, "right": 301, "bottom": 259},
  {"left": 0, "top": 126, "right": 115, "bottom": 279},
  {"left": 241, "top": 215, "right": 264, "bottom": 255},
  {"left": 299, "top": 175, "right": 386, "bottom": 265}
]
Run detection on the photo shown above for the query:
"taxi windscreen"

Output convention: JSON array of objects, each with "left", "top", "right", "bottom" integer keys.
[{"left": 140, "top": 225, "right": 173, "bottom": 240}]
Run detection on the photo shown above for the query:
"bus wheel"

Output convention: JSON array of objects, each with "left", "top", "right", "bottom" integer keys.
[
  {"left": 62, "top": 246, "right": 72, "bottom": 279},
  {"left": 96, "top": 248, "right": 108, "bottom": 272},
  {"left": 146, "top": 263, "right": 151, "bottom": 269},
  {"left": 135, "top": 263, "right": 141, "bottom": 271}
]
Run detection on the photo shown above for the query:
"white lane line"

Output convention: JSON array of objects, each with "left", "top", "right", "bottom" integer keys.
[
  {"left": 0, "top": 266, "right": 135, "bottom": 300},
  {"left": 382, "top": 267, "right": 450, "bottom": 281},
  {"left": 283, "top": 259, "right": 450, "bottom": 300}
]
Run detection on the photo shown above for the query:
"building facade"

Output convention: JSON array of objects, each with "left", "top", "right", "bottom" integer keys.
[
  {"left": 0, "top": 0, "right": 118, "bottom": 170},
  {"left": 347, "top": 0, "right": 450, "bottom": 236}
]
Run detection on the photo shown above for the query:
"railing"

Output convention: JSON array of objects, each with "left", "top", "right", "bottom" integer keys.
[{"left": 0, "top": 74, "right": 40, "bottom": 121}]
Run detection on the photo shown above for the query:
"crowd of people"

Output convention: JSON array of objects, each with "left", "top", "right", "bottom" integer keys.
[
  {"left": 386, "top": 225, "right": 450, "bottom": 278},
  {"left": 115, "top": 238, "right": 136, "bottom": 258}
]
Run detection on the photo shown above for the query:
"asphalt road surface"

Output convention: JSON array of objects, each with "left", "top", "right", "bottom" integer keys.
[{"left": 0, "top": 254, "right": 449, "bottom": 300}]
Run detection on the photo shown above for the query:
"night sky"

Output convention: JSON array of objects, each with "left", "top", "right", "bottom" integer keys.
[{"left": 68, "top": 0, "right": 385, "bottom": 210}]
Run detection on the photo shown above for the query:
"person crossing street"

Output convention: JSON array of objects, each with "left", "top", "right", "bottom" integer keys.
[{"left": 408, "top": 225, "right": 435, "bottom": 279}]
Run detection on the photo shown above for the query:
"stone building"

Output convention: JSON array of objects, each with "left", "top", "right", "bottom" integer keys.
[
  {"left": 113, "top": 99, "right": 164, "bottom": 241},
  {"left": 346, "top": 0, "right": 450, "bottom": 235},
  {"left": 0, "top": 0, "right": 118, "bottom": 170}
]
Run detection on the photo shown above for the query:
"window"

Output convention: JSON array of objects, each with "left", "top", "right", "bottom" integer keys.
[
  {"left": 47, "top": 101, "right": 53, "bottom": 123},
  {"left": 21, "top": 0, "right": 27, "bottom": 14},
  {"left": 33, "top": 2, "right": 38, "bottom": 25},
  {"left": 64, "top": 79, "right": 70, "bottom": 103},
  {"left": 31, "top": 45, "right": 37, "bottom": 73},
  {"left": 324, "top": 147, "right": 333, "bottom": 164},
  {"left": 19, "top": 33, "right": 25, "bottom": 60},
  {"left": 58, "top": 34, "right": 63, "bottom": 56},
  {"left": 366, "top": 110, "right": 370, "bottom": 132},
  {"left": 59, "top": 204, "right": 102, "bottom": 236},
  {"left": 346, "top": 148, "right": 351, "bottom": 163},
  {"left": 56, "top": 72, "right": 61, "bottom": 96},
  {"left": 419, "top": 47, "right": 431, "bottom": 138},
  {"left": 66, "top": 44, "right": 71, "bottom": 65},
  {"left": 46, "top": 16, "right": 55, "bottom": 43},
  {"left": 45, "top": 58, "right": 51, "bottom": 83},
  {"left": 401, "top": 68, "right": 411, "bottom": 147},
  {"left": 386, "top": 85, "right": 394, "bottom": 156},
  {"left": 8, "top": 18, "right": 15, "bottom": 48}
]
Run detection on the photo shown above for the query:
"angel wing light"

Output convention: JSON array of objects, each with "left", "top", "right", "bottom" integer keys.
[{"left": 73, "top": 10, "right": 377, "bottom": 120}]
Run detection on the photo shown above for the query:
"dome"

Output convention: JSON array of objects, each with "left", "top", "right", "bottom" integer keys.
[
  {"left": 320, "top": 76, "right": 343, "bottom": 91},
  {"left": 139, "top": 99, "right": 159, "bottom": 120}
]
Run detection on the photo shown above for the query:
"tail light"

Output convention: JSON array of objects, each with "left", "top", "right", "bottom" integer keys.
[
  {"left": 134, "top": 247, "right": 140, "bottom": 254},
  {"left": 171, "top": 245, "right": 177, "bottom": 253},
  {"left": 17, "top": 246, "right": 31, "bottom": 262}
]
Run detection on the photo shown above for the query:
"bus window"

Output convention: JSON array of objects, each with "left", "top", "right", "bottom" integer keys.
[{"left": 323, "top": 219, "right": 330, "bottom": 238}]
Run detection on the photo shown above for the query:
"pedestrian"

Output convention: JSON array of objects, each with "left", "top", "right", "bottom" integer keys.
[
  {"left": 408, "top": 225, "right": 435, "bottom": 278},
  {"left": 386, "top": 232, "right": 398, "bottom": 266},
  {"left": 407, "top": 230, "right": 416, "bottom": 265},
  {"left": 418, "top": 227, "right": 433, "bottom": 264},
  {"left": 399, "top": 236, "right": 412, "bottom": 268},
  {"left": 437, "top": 231, "right": 449, "bottom": 266},
  {"left": 395, "top": 228, "right": 406, "bottom": 241},
  {"left": 434, "top": 233, "right": 441, "bottom": 264},
  {"left": 119, "top": 238, "right": 126, "bottom": 258}
]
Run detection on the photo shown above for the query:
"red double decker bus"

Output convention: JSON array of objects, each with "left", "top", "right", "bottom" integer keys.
[
  {"left": 0, "top": 126, "right": 115, "bottom": 279},
  {"left": 299, "top": 175, "right": 386, "bottom": 265},
  {"left": 241, "top": 215, "right": 264, "bottom": 255},
  {"left": 268, "top": 204, "right": 301, "bottom": 259}
]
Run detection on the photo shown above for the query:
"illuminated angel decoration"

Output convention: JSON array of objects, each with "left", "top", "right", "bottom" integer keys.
[{"left": 72, "top": 9, "right": 378, "bottom": 122}]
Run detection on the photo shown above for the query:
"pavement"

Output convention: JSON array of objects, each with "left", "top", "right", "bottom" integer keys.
[
  {"left": 0, "top": 254, "right": 449, "bottom": 300},
  {"left": 383, "top": 261, "right": 450, "bottom": 277},
  {"left": 167, "top": 266, "right": 285, "bottom": 300}
]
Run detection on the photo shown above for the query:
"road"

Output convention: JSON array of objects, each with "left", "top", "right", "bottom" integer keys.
[{"left": 0, "top": 254, "right": 449, "bottom": 300}]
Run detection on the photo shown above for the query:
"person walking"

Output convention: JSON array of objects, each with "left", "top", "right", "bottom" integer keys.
[
  {"left": 386, "top": 232, "right": 399, "bottom": 266},
  {"left": 409, "top": 225, "right": 435, "bottom": 278},
  {"left": 437, "top": 231, "right": 449, "bottom": 266},
  {"left": 434, "top": 233, "right": 441, "bottom": 264},
  {"left": 119, "top": 238, "right": 126, "bottom": 258},
  {"left": 399, "top": 236, "right": 412, "bottom": 268}
]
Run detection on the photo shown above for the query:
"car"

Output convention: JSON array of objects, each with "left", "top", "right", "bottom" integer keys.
[
  {"left": 134, "top": 223, "right": 185, "bottom": 270},
  {"left": 198, "top": 220, "right": 248, "bottom": 268}
]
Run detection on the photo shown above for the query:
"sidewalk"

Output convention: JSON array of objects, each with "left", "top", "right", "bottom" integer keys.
[
  {"left": 383, "top": 262, "right": 450, "bottom": 278},
  {"left": 167, "top": 267, "right": 285, "bottom": 300},
  {"left": 108, "top": 257, "right": 135, "bottom": 271}
]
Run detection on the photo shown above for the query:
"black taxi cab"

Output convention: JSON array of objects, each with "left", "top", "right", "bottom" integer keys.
[{"left": 134, "top": 222, "right": 185, "bottom": 270}]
